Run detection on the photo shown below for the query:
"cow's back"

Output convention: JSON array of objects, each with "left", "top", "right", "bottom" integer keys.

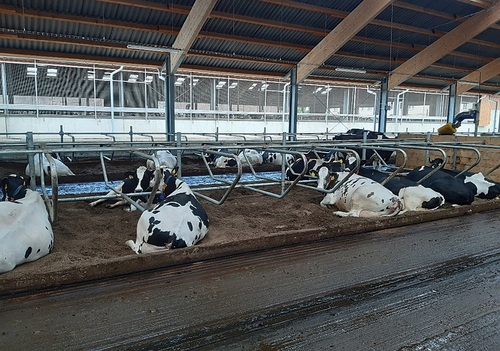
[
  {"left": 134, "top": 191, "right": 209, "bottom": 253},
  {"left": 0, "top": 190, "right": 54, "bottom": 273}
]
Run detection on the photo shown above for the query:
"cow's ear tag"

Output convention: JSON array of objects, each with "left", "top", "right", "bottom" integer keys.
[
  {"left": 128, "top": 175, "right": 134, "bottom": 179},
  {"left": 339, "top": 159, "right": 343, "bottom": 164},
  {"left": 162, "top": 184, "right": 167, "bottom": 191},
  {"left": 4, "top": 184, "right": 7, "bottom": 190},
  {"left": 438, "top": 163, "right": 442, "bottom": 166},
  {"left": 310, "top": 171, "right": 316, "bottom": 177}
]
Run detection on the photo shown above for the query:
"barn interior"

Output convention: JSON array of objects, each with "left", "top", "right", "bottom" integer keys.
[{"left": 1, "top": 0, "right": 500, "bottom": 350}]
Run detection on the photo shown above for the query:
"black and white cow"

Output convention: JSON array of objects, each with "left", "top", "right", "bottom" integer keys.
[
  {"left": 1, "top": 175, "right": 54, "bottom": 274},
  {"left": 316, "top": 166, "right": 402, "bottom": 217},
  {"left": 89, "top": 166, "right": 161, "bottom": 211},
  {"left": 332, "top": 130, "right": 393, "bottom": 163},
  {"left": 285, "top": 152, "right": 335, "bottom": 181},
  {"left": 406, "top": 165, "right": 475, "bottom": 205},
  {"left": 205, "top": 149, "right": 238, "bottom": 168},
  {"left": 261, "top": 151, "right": 294, "bottom": 166},
  {"left": 238, "top": 149, "right": 263, "bottom": 167},
  {"left": 26, "top": 153, "right": 75, "bottom": 177},
  {"left": 146, "top": 150, "right": 177, "bottom": 171},
  {"left": 430, "top": 158, "right": 500, "bottom": 200},
  {"left": 353, "top": 166, "right": 445, "bottom": 212},
  {"left": 126, "top": 170, "right": 209, "bottom": 253}
]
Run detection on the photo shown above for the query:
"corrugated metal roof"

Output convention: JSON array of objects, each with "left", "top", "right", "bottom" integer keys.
[{"left": 0, "top": 0, "right": 498, "bottom": 93}]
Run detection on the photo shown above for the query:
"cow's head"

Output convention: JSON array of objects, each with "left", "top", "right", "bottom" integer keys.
[
  {"left": 313, "top": 166, "right": 339, "bottom": 190},
  {"left": 161, "top": 167, "right": 180, "bottom": 197},
  {"left": 430, "top": 158, "right": 444, "bottom": 168},
  {"left": 134, "top": 166, "right": 158, "bottom": 193},
  {"left": 1, "top": 174, "right": 28, "bottom": 201}
]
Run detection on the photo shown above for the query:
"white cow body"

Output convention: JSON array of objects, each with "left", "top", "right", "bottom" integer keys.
[
  {"left": 25, "top": 153, "right": 75, "bottom": 177},
  {"left": 127, "top": 174, "right": 209, "bottom": 254},
  {"left": 398, "top": 185, "right": 445, "bottom": 212},
  {"left": 146, "top": 150, "right": 177, "bottom": 171},
  {"left": 0, "top": 189, "right": 54, "bottom": 273},
  {"left": 238, "top": 149, "right": 263, "bottom": 166},
  {"left": 318, "top": 168, "right": 402, "bottom": 217}
]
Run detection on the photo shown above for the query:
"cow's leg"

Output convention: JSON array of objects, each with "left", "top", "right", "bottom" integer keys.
[
  {"left": 89, "top": 182, "right": 124, "bottom": 207},
  {"left": 106, "top": 199, "right": 128, "bottom": 209}
]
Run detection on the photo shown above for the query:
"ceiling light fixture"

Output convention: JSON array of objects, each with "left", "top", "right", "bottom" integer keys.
[
  {"left": 335, "top": 67, "right": 367, "bottom": 74},
  {"left": 126, "top": 44, "right": 181, "bottom": 53}
]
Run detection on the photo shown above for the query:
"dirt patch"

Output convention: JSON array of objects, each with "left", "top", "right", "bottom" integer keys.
[{"left": 1, "top": 157, "right": 500, "bottom": 295}]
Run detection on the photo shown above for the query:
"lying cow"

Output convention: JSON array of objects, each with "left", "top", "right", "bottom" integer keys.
[
  {"left": 261, "top": 151, "right": 294, "bottom": 166},
  {"left": 89, "top": 166, "right": 161, "bottom": 211},
  {"left": 285, "top": 152, "right": 335, "bottom": 181},
  {"left": 238, "top": 149, "right": 263, "bottom": 167},
  {"left": 146, "top": 150, "right": 177, "bottom": 171},
  {"left": 126, "top": 169, "right": 209, "bottom": 254},
  {"left": 350, "top": 165, "right": 445, "bottom": 212},
  {"left": 406, "top": 165, "right": 475, "bottom": 205},
  {"left": 430, "top": 158, "right": 500, "bottom": 199},
  {"left": 1, "top": 174, "right": 54, "bottom": 274},
  {"left": 205, "top": 149, "right": 237, "bottom": 168},
  {"left": 316, "top": 166, "right": 402, "bottom": 217},
  {"left": 26, "top": 153, "right": 75, "bottom": 177}
]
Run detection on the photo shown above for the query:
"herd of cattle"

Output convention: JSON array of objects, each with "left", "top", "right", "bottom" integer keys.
[{"left": 1, "top": 146, "right": 500, "bottom": 274}]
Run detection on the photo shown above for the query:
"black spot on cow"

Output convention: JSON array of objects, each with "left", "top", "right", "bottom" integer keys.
[
  {"left": 45, "top": 226, "right": 48, "bottom": 231},
  {"left": 367, "top": 192, "right": 374, "bottom": 198},
  {"left": 147, "top": 217, "right": 162, "bottom": 233},
  {"left": 422, "top": 197, "right": 442, "bottom": 209},
  {"left": 152, "top": 210, "right": 160, "bottom": 214},
  {"left": 169, "top": 202, "right": 180, "bottom": 207},
  {"left": 37, "top": 249, "right": 40, "bottom": 253},
  {"left": 187, "top": 221, "right": 193, "bottom": 231},
  {"left": 199, "top": 221, "right": 202, "bottom": 229},
  {"left": 381, "top": 199, "right": 385, "bottom": 203},
  {"left": 25, "top": 247, "right": 32, "bottom": 259}
]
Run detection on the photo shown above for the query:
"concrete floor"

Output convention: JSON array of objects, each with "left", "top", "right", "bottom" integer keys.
[{"left": 1, "top": 210, "right": 499, "bottom": 350}]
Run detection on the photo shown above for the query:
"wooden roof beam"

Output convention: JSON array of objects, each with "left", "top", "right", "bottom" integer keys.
[
  {"left": 295, "top": 0, "right": 394, "bottom": 83},
  {"left": 169, "top": 0, "right": 218, "bottom": 74},
  {"left": 0, "top": 4, "right": 495, "bottom": 63},
  {"left": 388, "top": 4, "right": 500, "bottom": 89},
  {"left": 258, "top": 0, "right": 500, "bottom": 49},
  {"left": 456, "top": 56, "right": 500, "bottom": 95}
]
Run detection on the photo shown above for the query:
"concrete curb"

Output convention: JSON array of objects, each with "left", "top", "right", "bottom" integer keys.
[{"left": 1, "top": 200, "right": 500, "bottom": 296}]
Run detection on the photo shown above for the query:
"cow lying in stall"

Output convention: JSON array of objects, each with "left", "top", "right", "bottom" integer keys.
[
  {"left": 1, "top": 175, "right": 54, "bottom": 274},
  {"left": 26, "top": 153, "right": 75, "bottom": 177},
  {"left": 406, "top": 163, "right": 475, "bottom": 205},
  {"left": 285, "top": 152, "right": 333, "bottom": 181},
  {"left": 342, "top": 157, "right": 445, "bottom": 212},
  {"left": 429, "top": 158, "right": 500, "bottom": 199},
  {"left": 146, "top": 150, "right": 177, "bottom": 171},
  {"left": 238, "top": 149, "right": 263, "bottom": 167},
  {"left": 315, "top": 165, "right": 403, "bottom": 217},
  {"left": 126, "top": 169, "right": 209, "bottom": 254},
  {"left": 89, "top": 166, "right": 161, "bottom": 211},
  {"left": 205, "top": 149, "right": 238, "bottom": 168},
  {"left": 261, "top": 151, "right": 294, "bottom": 166}
]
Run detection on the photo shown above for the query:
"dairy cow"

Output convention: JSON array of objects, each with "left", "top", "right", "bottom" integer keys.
[
  {"left": 316, "top": 166, "right": 402, "bottom": 217},
  {"left": 430, "top": 158, "right": 500, "bottom": 199},
  {"left": 205, "top": 149, "right": 237, "bottom": 168},
  {"left": 406, "top": 165, "right": 475, "bottom": 205},
  {"left": 89, "top": 166, "right": 161, "bottom": 211},
  {"left": 1, "top": 175, "right": 54, "bottom": 274},
  {"left": 26, "top": 153, "right": 75, "bottom": 177},
  {"left": 238, "top": 149, "right": 263, "bottom": 166},
  {"left": 127, "top": 169, "right": 209, "bottom": 254},
  {"left": 352, "top": 167, "right": 445, "bottom": 211},
  {"left": 261, "top": 152, "right": 294, "bottom": 166},
  {"left": 146, "top": 150, "right": 177, "bottom": 171}
]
